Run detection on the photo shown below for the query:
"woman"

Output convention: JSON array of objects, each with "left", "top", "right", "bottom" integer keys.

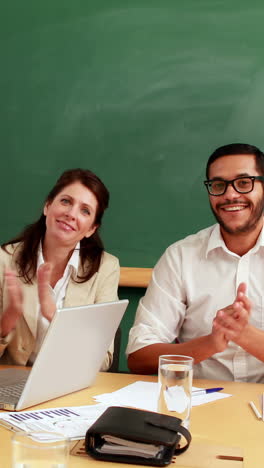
[{"left": 0, "top": 168, "right": 119, "bottom": 370}]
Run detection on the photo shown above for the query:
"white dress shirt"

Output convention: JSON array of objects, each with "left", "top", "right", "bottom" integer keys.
[
  {"left": 126, "top": 224, "right": 264, "bottom": 382},
  {"left": 29, "top": 243, "right": 80, "bottom": 363}
]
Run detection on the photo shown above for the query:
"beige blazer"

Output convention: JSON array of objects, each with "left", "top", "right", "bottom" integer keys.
[{"left": 0, "top": 244, "right": 120, "bottom": 370}]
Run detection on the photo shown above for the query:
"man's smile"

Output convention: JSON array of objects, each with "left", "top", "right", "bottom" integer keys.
[{"left": 220, "top": 204, "right": 248, "bottom": 212}]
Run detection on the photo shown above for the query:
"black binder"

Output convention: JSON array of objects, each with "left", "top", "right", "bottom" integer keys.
[{"left": 85, "top": 406, "right": 191, "bottom": 466}]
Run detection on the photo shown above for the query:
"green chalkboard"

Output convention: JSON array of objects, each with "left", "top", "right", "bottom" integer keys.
[
  {"left": 1, "top": 2, "right": 264, "bottom": 371},
  {"left": 2, "top": 1, "right": 264, "bottom": 267}
]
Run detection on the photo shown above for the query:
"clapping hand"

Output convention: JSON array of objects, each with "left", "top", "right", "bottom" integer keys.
[
  {"left": 0, "top": 269, "right": 24, "bottom": 337},
  {"left": 37, "top": 263, "right": 56, "bottom": 322},
  {"left": 213, "top": 282, "right": 251, "bottom": 344}
]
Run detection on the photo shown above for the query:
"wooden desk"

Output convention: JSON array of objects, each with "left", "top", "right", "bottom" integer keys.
[{"left": 1, "top": 372, "right": 263, "bottom": 467}]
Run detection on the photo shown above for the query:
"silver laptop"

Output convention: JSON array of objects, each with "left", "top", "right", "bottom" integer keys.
[{"left": 0, "top": 299, "right": 128, "bottom": 411}]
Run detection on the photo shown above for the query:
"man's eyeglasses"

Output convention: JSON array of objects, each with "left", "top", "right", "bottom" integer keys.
[{"left": 204, "top": 176, "right": 264, "bottom": 196}]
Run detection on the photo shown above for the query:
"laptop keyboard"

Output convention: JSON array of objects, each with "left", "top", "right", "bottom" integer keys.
[{"left": 0, "top": 379, "right": 27, "bottom": 400}]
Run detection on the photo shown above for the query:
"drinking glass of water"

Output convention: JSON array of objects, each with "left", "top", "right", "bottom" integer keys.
[
  {"left": 158, "top": 355, "right": 193, "bottom": 429},
  {"left": 12, "top": 431, "right": 69, "bottom": 467}
]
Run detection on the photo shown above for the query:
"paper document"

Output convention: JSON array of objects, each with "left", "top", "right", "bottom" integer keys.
[
  {"left": 98, "top": 435, "right": 163, "bottom": 458},
  {"left": 93, "top": 381, "right": 231, "bottom": 411},
  {"left": 0, "top": 404, "right": 108, "bottom": 440}
]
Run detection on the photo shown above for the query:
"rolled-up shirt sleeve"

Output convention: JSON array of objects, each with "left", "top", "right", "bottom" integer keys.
[{"left": 126, "top": 245, "right": 186, "bottom": 355}]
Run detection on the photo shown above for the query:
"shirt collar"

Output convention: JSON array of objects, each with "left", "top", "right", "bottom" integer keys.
[
  {"left": 206, "top": 224, "right": 227, "bottom": 257},
  {"left": 251, "top": 223, "right": 264, "bottom": 253},
  {"left": 206, "top": 222, "right": 264, "bottom": 257},
  {"left": 37, "top": 242, "right": 80, "bottom": 272}
]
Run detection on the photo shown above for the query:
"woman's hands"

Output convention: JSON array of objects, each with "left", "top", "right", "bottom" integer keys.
[
  {"left": 0, "top": 264, "right": 57, "bottom": 338},
  {"left": 0, "top": 269, "right": 24, "bottom": 337},
  {"left": 37, "top": 263, "right": 56, "bottom": 322}
]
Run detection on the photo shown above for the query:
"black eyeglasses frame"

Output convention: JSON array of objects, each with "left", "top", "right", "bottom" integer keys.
[{"left": 204, "top": 175, "right": 264, "bottom": 196}]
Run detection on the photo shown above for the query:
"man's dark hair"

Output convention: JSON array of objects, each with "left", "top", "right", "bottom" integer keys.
[{"left": 206, "top": 143, "right": 264, "bottom": 179}]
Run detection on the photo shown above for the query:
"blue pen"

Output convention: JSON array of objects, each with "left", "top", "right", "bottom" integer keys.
[{"left": 192, "top": 387, "right": 224, "bottom": 396}]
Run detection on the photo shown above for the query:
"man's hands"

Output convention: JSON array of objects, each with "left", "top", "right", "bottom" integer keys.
[{"left": 211, "top": 282, "right": 251, "bottom": 352}]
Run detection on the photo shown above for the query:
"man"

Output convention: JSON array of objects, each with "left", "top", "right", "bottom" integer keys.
[{"left": 127, "top": 143, "right": 264, "bottom": 382}]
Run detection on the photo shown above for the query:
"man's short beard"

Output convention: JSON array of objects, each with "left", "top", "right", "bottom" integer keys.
[{"left": 210, "top": 199, "right": 264, "bottom": 235}]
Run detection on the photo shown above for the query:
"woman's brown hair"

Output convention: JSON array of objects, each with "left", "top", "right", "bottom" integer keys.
[{"left": 2, "top": 169, "right": 109, "bottom": 283}]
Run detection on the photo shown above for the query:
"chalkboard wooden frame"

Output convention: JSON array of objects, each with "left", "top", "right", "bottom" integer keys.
[{"left": 119, "top": 267, "right": 152, "bottom": 288}]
